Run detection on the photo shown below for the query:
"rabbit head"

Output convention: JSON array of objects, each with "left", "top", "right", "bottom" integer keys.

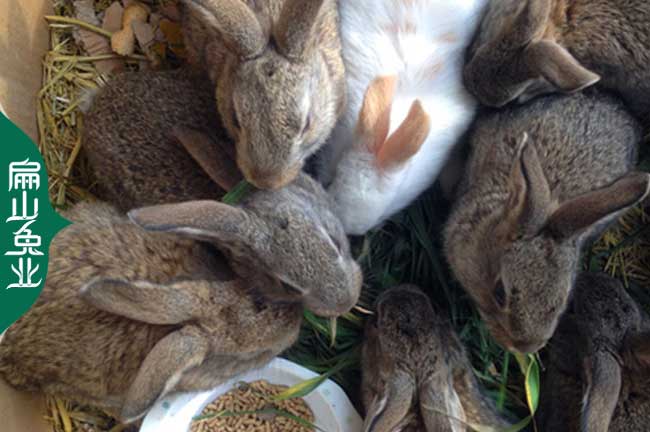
[
  {"left": 464, "top": 0, "right": 599, "bottom": 107},
  {"left": 362, "top": 285, "right": 510, "bottom": 432},
  {"left": 445, "top": 134, "right": 650, "bottom": 354},
  {"left": 183, "top": 0, "right": 345, "bottom": 189},
  {"left": 327, "top": 76, "right": 431, "bottom": 235},
  {"left": 540, "top": 272, "right": 650, "bottom": 432},
  {"left": 129, "top": 173, "right": 362, "bottom": 317}
]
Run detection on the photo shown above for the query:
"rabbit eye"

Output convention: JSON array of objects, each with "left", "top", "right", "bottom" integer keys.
[
  {"left": 494, "top": 280, "right": 507, "bottom": 308},
  {"left": 277, "top": 218, "right": 289, "bottom": 230}
]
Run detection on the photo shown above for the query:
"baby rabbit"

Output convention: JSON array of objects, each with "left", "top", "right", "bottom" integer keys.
[
  {"left": 0, "top": 174, "right": 362, "bottom": 422},
  {"left": 362, "top": 285, "right": 510, "bottom": 431},
  {"left": 538, "top": 272, "right": 650, "bottom": 432},
  {"left": 444, "top": 90, "right": 650, "bottom": 354},
  {"left": 464, "top": 0, "right": 650, "bottom": 119},
  {"left": 83, "top": 68, "right": 241, "bottom": 212},
  {"left": 318, "top": 0, "right": 488, "bottom": 235},
  {"left": 181, "top": 0, "right": 346, "bottom": 189}
]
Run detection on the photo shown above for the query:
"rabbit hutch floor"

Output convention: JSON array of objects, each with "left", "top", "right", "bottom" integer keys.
[{"left": 32, "top": 0, "right": 650, "bottom": 431}]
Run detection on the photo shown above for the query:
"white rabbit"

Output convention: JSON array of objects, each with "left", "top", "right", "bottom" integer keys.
[{"left": 318, "top": 0, "right": 488, "bottom": 235}]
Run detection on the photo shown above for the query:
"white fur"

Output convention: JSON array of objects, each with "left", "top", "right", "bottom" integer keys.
[{"left": 319, "top": 0, "right": 488, "bottom": 235}]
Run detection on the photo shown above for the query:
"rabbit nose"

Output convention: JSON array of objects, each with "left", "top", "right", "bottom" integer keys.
[{"left": 245, "top": 164, "right": 302, "bottom": 190}]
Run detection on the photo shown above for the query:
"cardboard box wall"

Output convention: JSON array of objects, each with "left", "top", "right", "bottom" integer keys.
[{"left": 1, "top": 1, "right": 56, "bottom": 431}]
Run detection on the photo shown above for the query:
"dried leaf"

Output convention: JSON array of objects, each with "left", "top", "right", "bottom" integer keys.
[
  {"left": 102, "top": 2, "right": 124, "bottom": 33},
  {"left": 160, "top": 2, "right": 182, "bottom": 21},
  {"left": 159, "top": 18, "right": 186, "bottom": 58},
  {"left": 73, "top": 0, "right": 124, "bottom": 74},
  {"left": 132, "top": 21, "right": 155, "bottom": 50}
]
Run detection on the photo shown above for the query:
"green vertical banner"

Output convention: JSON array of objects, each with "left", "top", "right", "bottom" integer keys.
[{"left": 0, "top": 114, "right": 70, "bottom": 333}]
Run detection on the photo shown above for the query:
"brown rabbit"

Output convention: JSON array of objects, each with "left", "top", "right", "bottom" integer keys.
[
  {"left": 538, "top": 272, "right": 650, "bottom": 432},
  {"left": 0, "top": 175, "right": 362, "bottom": 422},
  {"left": 83, "top": 68, "right": 242, "bottom": 212},
  {"left": 444, "top": 90, "right": 650, "bottom": 354},
  {"left": 361, "top": 285, "right": 511, "bottom": 432},
  {"left": 464, "top": 0, "right": 650, "bottom": 119},
  {"left": 181, "top": 0, "right": 346, "bottom": 189}
]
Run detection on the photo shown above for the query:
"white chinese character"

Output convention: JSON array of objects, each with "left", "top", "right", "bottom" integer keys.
[
  {"left": 5, "top": 220, "right": 43, "bottom": 256},
  {"left": 6, "top": 191, "right": 38, "bottom": 222},
  {"left": 8, "top": 159, "right": 40, "bottom": 191},
  {"left": 6, "top": 257, "right": 41, "bottom": 289}
]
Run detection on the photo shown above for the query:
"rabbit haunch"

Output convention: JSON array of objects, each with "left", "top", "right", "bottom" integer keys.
[
  {"left": 319, "top": 0, "right": 488, "bottom": 235},
  {"left": 182, "top": 0, "right": 346, "bottom": 189},
  {"left": 538, "top": 272, "right": 650, "bottom": 432},
  {"left": 444, "top": 91, "right": 650, "bottom": 354},
  {"left": 361, "top": 285, "right": 511, "bottom": 432},
  {"left": 0, "top": 175, "right": 362, "bottom": 422}
]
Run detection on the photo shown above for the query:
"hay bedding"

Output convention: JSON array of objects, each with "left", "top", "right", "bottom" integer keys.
[{"left": 33, "top": 0, "right": 650, "bottom": 431}]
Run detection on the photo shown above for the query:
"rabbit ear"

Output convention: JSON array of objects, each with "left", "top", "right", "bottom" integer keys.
[
  {"left": 581, "top": 351, "right": 621, "bottom": 432},
  {"left": 525, "top": 40, "right": 600, "bottom": 94},
  {"left": 129, "top": 200, "right": 253, "bottom": 242},
  {"left": 183, "top": 0, "right": 265, "bottom": 59},
  {"left": 274, "top": 0, "right": 325, "bottom": 60},
  {"left": 363, "top": 370, "right": 415, "bottom": 432},
  {"left": 80, "top": 278, "right": 204, "bottom": 324},
  {"left": 121, "top": 326, "right": 209, "bottom": 422},
  {"left": 173, "top": 127, "right": 242, "bottom": 191},
  {"left": 508, "top": 0, "right": 551, "bottom": 47},
  {"left": 497, "top": 133, "right": 552, "bottom": 240},
  {"left": 420, "top": 372, "right": 466, "bottom": 432},
  {"left": 544, "top": 172, "right": 650, "bottom": 240},
  {"left": 623, "top": 331, "right": 650, "bottom": 371},
  {"left": 452, "top": 368, "right": 509, "bottom": 429},
  {"left": 356, "top": 76, "right": 398, "bottom": 153},
  {"left": 375, "top": 100, "right": 430, "bottom": 171}
]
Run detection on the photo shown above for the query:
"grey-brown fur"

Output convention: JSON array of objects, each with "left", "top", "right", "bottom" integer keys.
[
  {"left": 0, "top": 174, "right": 362, "bottom": 422},
  {"left": 361, "top": 285, "right": 510, "bottom": 432},
  {"left": 0, "top": 202, "right": 300, "bottom": 422},
  {"left": 83, "top": 68, "right": 234, "bottom": 212},
  {"left": 182, "top": 0, "right": 346, "bottom": 189},
  {"left": 465, "top": 0, "right": 650, "bottom": 120},
  {"left": 538, "top": 272, "right": 650, "bottom": 432},
  {"left": 444, "top": 91, "right": 649, "bottom": 354}
]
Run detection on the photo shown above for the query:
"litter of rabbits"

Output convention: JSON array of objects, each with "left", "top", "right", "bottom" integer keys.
[
  {"left": 8, "top": 0, "right": 650, "bottom": 431},
  {"left": 190, "top": 380, "right": 315, "bottom": 432}
]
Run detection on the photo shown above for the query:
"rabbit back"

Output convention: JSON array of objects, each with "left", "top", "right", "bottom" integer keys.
[
  {"left": 83, "top": 68, "right": 227, "bottom": 211},
  {"left": 37, "top": 202, "right": 222, "bottom": 306},
  {"left": 0, "top": 297, "right": 173, "bottom": 412},
  {"left": 460, "top": 91, "right": 640, "bottom": 220}
]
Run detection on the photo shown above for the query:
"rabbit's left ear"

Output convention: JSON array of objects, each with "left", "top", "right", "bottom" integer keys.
[
  {"left": 80, "top": 278, "right": 206, "bottom": 324},
  {"left": 363, "top": 370, "right": 415, "bottom": 432},
  {"left": 274, "top": 0, "right": 326, "bottom": 60},
  {"left": 173, "top": 127, "right": 242, "bottom": 191},
  {"left": 581, "top": 351, "right": 621, "bottom": 432},
  {"left": 420, "top": 371, "right": 466, "bottom": 432},
  {"left": 375, "top": 100, "right": 431, "bottom": 171}
]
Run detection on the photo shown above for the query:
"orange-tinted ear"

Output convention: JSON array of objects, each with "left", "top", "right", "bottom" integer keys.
[
  {"left": 356, "top": 75, "right": 397, "bottom": 152},
  {"left": 376, "top": 100, "right": 430, "bottom": 170}
]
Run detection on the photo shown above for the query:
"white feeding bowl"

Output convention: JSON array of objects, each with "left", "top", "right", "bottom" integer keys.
[{"left": 140, "top": 358, "right": 363, "bottom": 432}]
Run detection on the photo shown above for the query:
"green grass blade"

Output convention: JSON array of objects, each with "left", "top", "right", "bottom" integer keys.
[
  {"left": 273, "top": 359, "right": 352, "bottom": 401},
  {"left": 222, "top": 180, "right": 254, "bottom": 204}
]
